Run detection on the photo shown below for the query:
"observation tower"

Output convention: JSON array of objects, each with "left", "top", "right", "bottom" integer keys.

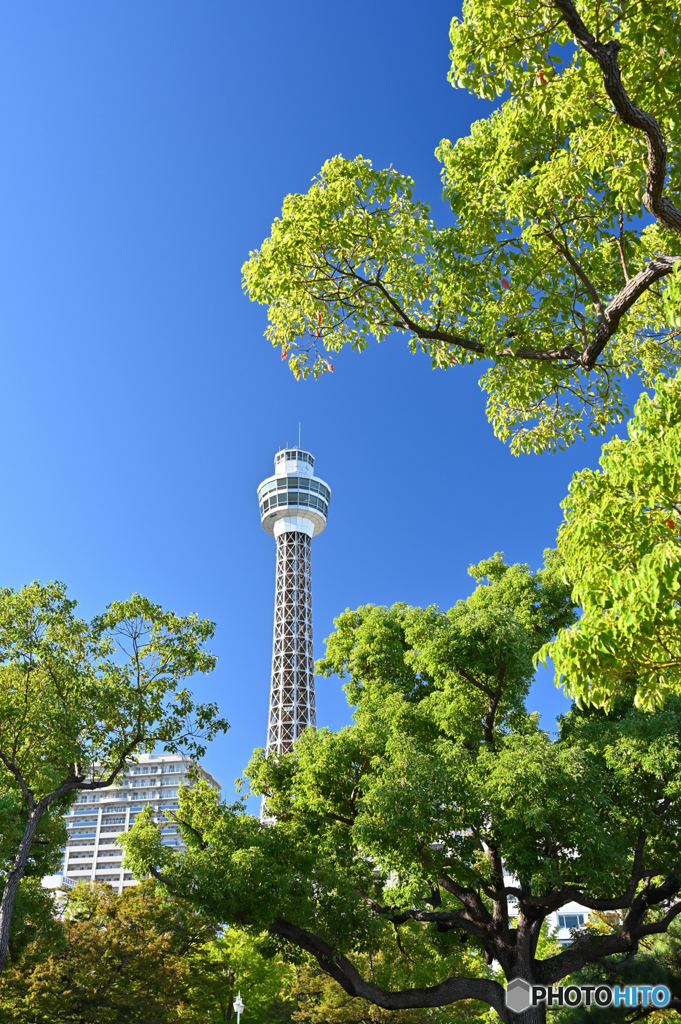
[{"left": 257, "top": 447, "right": 331, "bottom": 756}]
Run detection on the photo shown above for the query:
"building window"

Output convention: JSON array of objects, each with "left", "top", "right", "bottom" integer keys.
[{"left": 557, "top": 914, "right": 586, "bottom": 929}]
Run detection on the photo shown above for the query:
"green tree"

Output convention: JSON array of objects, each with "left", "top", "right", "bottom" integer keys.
[
  {"left": 179, "top": 930, "right": 296, "bottom": 1023},
  {"left": 0, "top": 880, "right": 220, "bottom": 1023},
  {"left": 243, "top": 0, "right": 681, "bottom": 454},
  {"left": 0, "top": 880, "right": 299, "bottom": 1024},
  {"left": 0, "top": 784, "right": 68, "bottom": 965},
  {"left": 0, "top": 581, "right": 227, "bottom": 979},
  {"left": 550, "top": 913, "right": 681, "bottom": 1023},
  {"left": 119, "top": 557, "right": 681, "bottom": 1021},
  {"left": 539, "top": 370, "right": 681, "bottom": 711}
]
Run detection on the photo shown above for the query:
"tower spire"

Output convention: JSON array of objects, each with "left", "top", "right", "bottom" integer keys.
[{"left": 256, "top": 446, "right": 331, "bottom": 763}]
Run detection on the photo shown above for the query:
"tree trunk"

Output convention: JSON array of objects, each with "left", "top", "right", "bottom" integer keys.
[
  {"left": 0, "top": 804, "right": 45, "bottom": 978},
  {"left": 517, "top": 1003, "right": 546, "bottom": 1024},
  {"left": 496, "top": 991, "right": 547, "bottom": 1024}
]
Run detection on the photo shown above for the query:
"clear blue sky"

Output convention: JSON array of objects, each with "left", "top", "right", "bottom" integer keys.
[{"left": 0, "top": 1, "right": 634, "bottom": 798}]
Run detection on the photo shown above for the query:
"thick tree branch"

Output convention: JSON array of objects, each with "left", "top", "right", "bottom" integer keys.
[
  {"left": 453, "top": 666, "right": 495, "bottom": 699},
  {"left": 554, "top": 0, "right": 681, "bottom": 234},
  {"left": 581, "top": 255, "right": 681, "bottom": 368},
  {"left": 268, "top": 917, "right": 506, "bottom": 1015},
  {"left": 358, "top": 271, "right": 582, "bottom": 362}
]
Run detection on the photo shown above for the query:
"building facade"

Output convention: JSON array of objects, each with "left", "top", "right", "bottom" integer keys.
[
  {"left": 506, "top": 878, "right": 591, "bottom": 945},
  {"left": 50, "top": 752, "right": 221, "bottom": 894},
  {"left": 257, "top": 446, "right": 331, "bottom": 756}
]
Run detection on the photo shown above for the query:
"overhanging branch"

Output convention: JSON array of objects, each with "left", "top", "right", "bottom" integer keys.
[
  {"left": 554, "top": 0, "right": 681, "bottom": 234},
  {"left": 269, "top": 916, "right": 505, "bottom": 1013}
]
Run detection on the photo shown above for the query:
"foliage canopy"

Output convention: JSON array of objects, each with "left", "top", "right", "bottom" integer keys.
[
  {"left": 243, "top": 0, "right": 681, "bottom": 453},
  {"left": 120, "top": 555, "right": 681, "bottom": 1019},
  {"left": 0, "top": 881, "right": 217, "bottom": 1023},
  {"left": 541, "top": 370, "right": 681, "bottom": 710},
  {"left": 0, "top": 581, "right": 227, "bottom": 979}
]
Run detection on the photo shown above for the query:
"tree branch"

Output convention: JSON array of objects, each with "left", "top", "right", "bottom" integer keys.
[
  {"left": 268, "top": 917, "right": 506, "bottom": 1014},
  {"left": 554, "top": 0, "right": 681, "bottom": 234},
  {"left": 581, "top": 255, "right": 681, "bottom": 369}
]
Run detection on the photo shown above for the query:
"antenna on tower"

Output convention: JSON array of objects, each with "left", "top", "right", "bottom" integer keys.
[{"left": 299, "top": 422, "right": 301, "bottom": 448}]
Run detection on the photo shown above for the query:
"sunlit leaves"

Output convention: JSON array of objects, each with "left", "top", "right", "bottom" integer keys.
[
  {"left": 243, "top": 1, "right": 681, "bottom": 453},
  {"left": 242, "top": 156, "right": 435, "bottom": 380},
  {"left": 0, "top": 583, "right": 227, "bottom": 797},
  {"left": 539, "top": 371, "right": 681, "bottom": 709}
]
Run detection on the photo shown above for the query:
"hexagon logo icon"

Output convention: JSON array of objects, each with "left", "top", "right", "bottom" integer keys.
[{"left": 506, "top": 978, "right": 532, "bottom": 1013}]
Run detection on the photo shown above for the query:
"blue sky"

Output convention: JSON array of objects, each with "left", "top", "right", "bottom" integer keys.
[{"left": 0, "top": 1, "right": 633, "bottom": 798}]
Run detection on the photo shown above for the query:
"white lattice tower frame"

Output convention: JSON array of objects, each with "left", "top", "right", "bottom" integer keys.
[
  {"left": 257, "top": 447, "right": 331, "bottom": 762},
  {"left": 267, "top": 530, "right": 315, "bottom": 753}
]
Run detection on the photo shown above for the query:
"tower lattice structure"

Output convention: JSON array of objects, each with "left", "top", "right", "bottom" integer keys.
[{"left": 257, "top": 447, "right": 331, "bottom": 756}]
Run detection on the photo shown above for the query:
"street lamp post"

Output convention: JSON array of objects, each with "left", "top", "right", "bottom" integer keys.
[{"left": 233, "top": 991, "right": 244, "bottom": 1023}]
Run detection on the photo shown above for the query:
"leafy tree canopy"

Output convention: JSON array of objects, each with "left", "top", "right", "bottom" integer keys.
[
  {"left": 0, "top": 581, "right": 227, "bottom": 978},
  {"left": 0, "top": 881, "right": 219, "bottom": 1023},
  {"left": 540, "top": 371, "right": 681, "bottom": 710},
  {"left": 243, "top": 0, "right": 681, "bottom": 454},
  {"left": 0, "top": 880, "right": 299, "bottom": 1024},
  {"left": 122, "top": 557, "right": 681, "bottom": 1016}
]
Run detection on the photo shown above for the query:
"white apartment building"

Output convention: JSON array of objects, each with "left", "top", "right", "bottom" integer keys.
[{"left": 46, "top": 752, "right": 221, "bottom": 895}]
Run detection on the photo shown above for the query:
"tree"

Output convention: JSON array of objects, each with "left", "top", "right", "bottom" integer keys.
[
  {"left": 551, "top": 914, "right": 681, "bottom": 1023},
  {"left": 539, "top": 370, "right": 681, "bottom": 711},
  {"left": 0, "top": 880, "right": 299, "bottom": 1024},
  {"left": 0, "top": 880, "right": 220, "bottom": 1023},
  {"left": 179, "top": 930, "right": 296, "bottom": 1023},
  {"left": 0, "top": 783, "right": 68, "bottom": 966},
  {"left": 242, "top": 0, "right": 681, "bottom": 454},
  {"left": 119, "top": 555, "right": 681, "bottom": 1022},
  {"left": 0, "top": 581, "right": 227, "bottom": 979}
]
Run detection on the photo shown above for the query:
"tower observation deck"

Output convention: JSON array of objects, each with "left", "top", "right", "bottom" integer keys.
[{"left": 257, "top": 447, "right": 331, "bottom": 755}]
